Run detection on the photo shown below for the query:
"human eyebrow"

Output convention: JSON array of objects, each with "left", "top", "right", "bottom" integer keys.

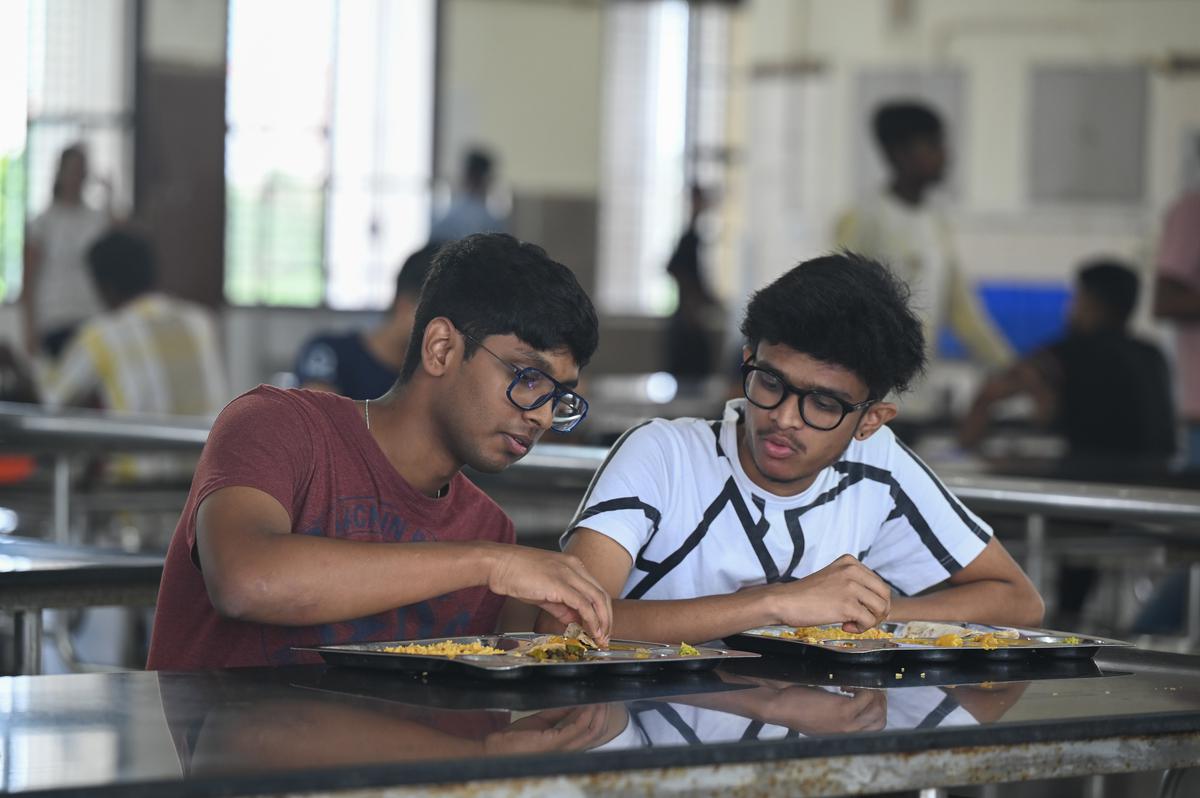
[
  {"left": 755, "top": 360, "right": 856, "bottom": 403},
  {"left": 514, "top": 348, "right": 580, "bottom": 389}
]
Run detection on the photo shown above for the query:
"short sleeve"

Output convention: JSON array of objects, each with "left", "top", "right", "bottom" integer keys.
[
  {"left": 860, "top": 439, "right": 992, "bottom": 596},
  {"left": 1158, "top": 193, "right": 1200, "bottom": 286},
  {"left": 186, "top": 388, "right": 314, "bottom": 552},
  {"left": 561, "top": 421, "right": 674, "bottom": 563}
]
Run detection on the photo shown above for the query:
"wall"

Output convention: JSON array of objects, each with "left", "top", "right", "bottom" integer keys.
[{"left": 732, "top": 0, "right": 1200, "bottom": 321}]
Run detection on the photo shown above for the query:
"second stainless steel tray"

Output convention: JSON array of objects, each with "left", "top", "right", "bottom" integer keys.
[{"left": 727, "top": 622, "right": 1132, "bottom": 665}]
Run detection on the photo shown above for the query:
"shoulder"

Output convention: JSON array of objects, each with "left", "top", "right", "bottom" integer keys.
[
  {"left": 618, "top": 415, "right": 722, "bottom": 459},
  {"left": 217, "top": 385, "right": 337, "bottom": 427}
]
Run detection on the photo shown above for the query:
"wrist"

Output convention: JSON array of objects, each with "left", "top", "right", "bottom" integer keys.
[
  {"left": 469, "top": 541, "right": 506, "bottom": 592},
  {"left": 749, "top": 583, "right": 786, "bottom": 627}
]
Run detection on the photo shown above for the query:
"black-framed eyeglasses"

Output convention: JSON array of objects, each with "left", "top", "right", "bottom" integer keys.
[
  {"left": 461, "top": 331, "right": 589, "bottom": 433},
  {"left": 741, "top": 362, "right": 873, "bottom": 432}
]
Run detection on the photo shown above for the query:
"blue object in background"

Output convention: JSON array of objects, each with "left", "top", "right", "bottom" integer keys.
[{"left": 938, "top": 281, "right": 1071, "bottom": 359}]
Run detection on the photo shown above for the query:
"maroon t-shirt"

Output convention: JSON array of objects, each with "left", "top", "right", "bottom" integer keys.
[{"left": 146, "top": 386, "right": 514, "bottom": 671}]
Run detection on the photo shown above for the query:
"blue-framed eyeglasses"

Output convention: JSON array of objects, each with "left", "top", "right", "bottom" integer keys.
[{"left": 460, "top": 331, "right": 589, "bottom": 433}]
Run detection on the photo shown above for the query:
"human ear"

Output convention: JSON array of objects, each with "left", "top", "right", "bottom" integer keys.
[
  {"left": 421, "top": 317, "right": 458, "bottom": 377},
  {"left": 853, "top": 401, "right": 898, "bottom": 440}
]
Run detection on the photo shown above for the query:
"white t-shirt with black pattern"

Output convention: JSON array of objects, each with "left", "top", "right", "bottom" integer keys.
[{"left": 562, "top": 399, "right": 991, "bottom": 601}]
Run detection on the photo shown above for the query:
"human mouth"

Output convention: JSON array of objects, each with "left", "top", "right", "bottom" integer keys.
[
  {"left": 761, "top": 432, "right": 801, "bottom": 459},
  {"left": 502, "top": 432, "right": 532, "bottom": 457}
]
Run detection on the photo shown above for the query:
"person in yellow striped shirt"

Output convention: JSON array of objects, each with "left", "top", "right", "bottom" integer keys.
[
  {"left": 835, "top": 101, "right": 1012, "bottom": 370},
  {"left": 34, "top": 229, "right": 230, "bottom": 480}
]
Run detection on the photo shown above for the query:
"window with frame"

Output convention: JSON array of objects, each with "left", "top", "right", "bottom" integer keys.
[
  {"left": 1, "top": 0, "right": 135, "bottom": 303},
  {"left": 224, "top": 0, "right": 435, "bottom": 310},
  {"left": 596, "top": 0, "right": 733, "bottom": 317}
]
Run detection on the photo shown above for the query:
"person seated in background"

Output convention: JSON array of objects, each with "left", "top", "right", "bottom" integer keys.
[
  {"left": 959, "top": 259, "right": 1175, "bottom": 466},
  {"left": 294, "top": 242, "right": 437, "bottom": 400},
  {"left": 430, "top": 147, "right": 508, "bottom": 244},
  {"left": 836, "top": 101, "right": 1012, "bottom": 370},
  {"left": 22, "top": 229, "right": 229, "bottom": 480},
  {"left": 539, "top": 252, "right": 1042, "bottom": 645},
  {"left": 960, "top": 260, "right": 1174, "bottom": 629},
  {"left": 147, "top": 233, "right": 611, "bottom": 671}
]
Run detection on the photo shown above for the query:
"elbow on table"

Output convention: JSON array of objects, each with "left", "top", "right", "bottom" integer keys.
[{"left": 1013, "top": 582, "right": 1046, "bottom": 628}]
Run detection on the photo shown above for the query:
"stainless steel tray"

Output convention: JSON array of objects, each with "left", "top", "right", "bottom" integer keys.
[
  {"left": 727, "top": 622, "right": 1133, "bottom": 665},
  {"left": 295, "top": 634, "right": 759, "bottom": 680}
]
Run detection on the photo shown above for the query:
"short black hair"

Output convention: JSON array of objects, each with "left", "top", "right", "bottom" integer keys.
[
  {"left": 393, "top": 241, "right": 440, "bottom": 304},
  {"left": 399, "top": 233, "right": 598, "bottom": 382},
  {"left": 740, "top": 252, "right": 926, "bottom": 399},
  {"left": 873, "top": 101, "right": 944, "bottom": 156},
  {"left": 1078, "top": 258, "right": 1139, "bottom": 326},
  {"left": 87, "top": 229, "right": 155, "bottom": 300}
]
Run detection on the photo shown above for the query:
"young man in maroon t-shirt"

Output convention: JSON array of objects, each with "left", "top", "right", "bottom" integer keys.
[{"left": 148, "top": 234, "right": 610, "bottom": 670}]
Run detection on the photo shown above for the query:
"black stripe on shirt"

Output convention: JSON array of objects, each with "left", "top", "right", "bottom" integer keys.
[
  {"left": 563, "top": 420, "right": 653, "bottom": 537},
  {"left": 916, "top": 693, "right": 961, "bottom": 729},
  {"left": 628, "top": 477, "right": 742, "bottom": 599},
  {"left": 895, "top": 438, "right": 991, "bottom": 544},
  {"left": 835, "top": 460, "right": 963, "bottom": 575}
]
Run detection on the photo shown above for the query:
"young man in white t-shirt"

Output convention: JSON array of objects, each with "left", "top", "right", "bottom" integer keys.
[{"left": 544, "top": 253, "right": 1042, "bottom": 644}]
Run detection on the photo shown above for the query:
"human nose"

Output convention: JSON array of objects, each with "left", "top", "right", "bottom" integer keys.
[
  {"left": 770, "top": 391, "right": 807, "bottom": 431},
  {"left": 523, "top": 397, "right": 555, "bottom": 432}
]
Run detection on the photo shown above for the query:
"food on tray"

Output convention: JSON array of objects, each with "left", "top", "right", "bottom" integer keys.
[
  {"left": 780, "top": 625, "right": 894, "bottom": 643},
  {"left": 506, "top": 623, "right": 604, "bottom": 662},
  {"left": 679, "top": 642, "right": 701, "bottom": 656},
  {"left": 934, "top": 633, "right": 964, "bottom": 648},
  {"left": 1063, "top": 636, "right": 1082, "bottom": 644},
  {"left": 381, "top": 640, "right": 506, "bottom": 658}
]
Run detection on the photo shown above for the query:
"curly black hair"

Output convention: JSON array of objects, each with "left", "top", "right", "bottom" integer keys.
[
  {"left": 399, "top": 233, "right": 598, "bottom": 382},
  {"left": 740, "top": 252, "right": 926, "bottom": 399}
]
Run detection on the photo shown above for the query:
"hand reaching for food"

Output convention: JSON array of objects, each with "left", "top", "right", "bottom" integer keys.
[{"left": 766, "top": 554, "right": 892, "bottom": 633}]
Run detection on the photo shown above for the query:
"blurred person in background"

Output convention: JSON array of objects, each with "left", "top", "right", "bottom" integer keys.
[
  {"left": 430, "top": 147, "right": 508, "bottom": 244},
  {"left": 961, "top": 259, "right": 1175, "bottom": 631},
  {"left": 959, "top": 259, "right": 1175, "bottom": 466},
  {"left": 294, "top": 242, "right": 436, "bottom": 400},
  {"left": 665, "top": 184, "right": 722, "bottom": 380},
  {"left": 1130, "top": 181, "right": 1200, "bottom": 637},
  {"left": 21, "top": 143, "right": 109, "bottom": 357},
  {"left": 26, "top": 229, "right": 229, "bottom": 480},
  {"left": 1154, "top": 182, "right": 1200, "bottom": 469},
  {"left": 836, "top": 101, "right": 1012, "bottom": 371}
]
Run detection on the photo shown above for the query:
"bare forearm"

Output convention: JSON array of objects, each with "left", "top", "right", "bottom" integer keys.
[
  {"left": 586, "top": 591, "right": 776, "bottom": 644},
  {"left": 206, "top": 535, "right": 498, "bottom": 626},
  {"left": 890, "top": 579, "right": 1044, "bottom": 628}
]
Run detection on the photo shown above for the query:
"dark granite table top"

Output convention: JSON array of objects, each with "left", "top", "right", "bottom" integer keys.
[{"left": 2, "top": 647, "right": 1200, "bottom": 797}]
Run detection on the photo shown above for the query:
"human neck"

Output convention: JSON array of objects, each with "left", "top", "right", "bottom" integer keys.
[
  {"left": 366, "top": 387, "right": 459, "bottom": 497},
  {"left": 888, "top": 178, "right": 927, "bottom": 207},
  {"left": 364, "top": 321, "right": 409, "bottom": 370}
]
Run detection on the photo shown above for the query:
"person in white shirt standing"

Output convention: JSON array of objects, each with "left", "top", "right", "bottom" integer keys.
[
  {"left": 836, "top": 102, "right": 1012, "bottom": 370},
  {"left": 21, "top": 144, "right": 110, "bottom": 357},
  {"left": 542, "top": 252, "right": 1042, "bottom": 645}
]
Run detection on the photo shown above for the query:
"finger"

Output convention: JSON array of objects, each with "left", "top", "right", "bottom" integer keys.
[
  {"left": 848, "top": 563, "right": 892, "bottom": 603},
  {"left": 852, "top": 583, "right": 890, "bottom": 624},
  {"left": 562, "top": 571, "right": 612, "bottom": 642},
  {"left": 537, "top": 601, "right": 582, "bottom": 630},
  {"left": 554, "top": 579, "right": 604, "bottom": 641}
]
